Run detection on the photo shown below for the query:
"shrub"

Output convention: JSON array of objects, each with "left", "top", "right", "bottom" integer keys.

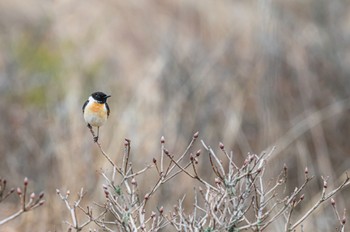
[{"left": 57, "top": 131, "right": 349, "bottom": 231}]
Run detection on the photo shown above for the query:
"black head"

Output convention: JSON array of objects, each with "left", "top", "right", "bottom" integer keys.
[{"left": 91, "top": 91, "right": 111, "bottom": 103}]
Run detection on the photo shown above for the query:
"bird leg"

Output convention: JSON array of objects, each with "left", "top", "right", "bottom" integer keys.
[
  {"left": 87, "top": 124, "right": 98, "bottom": 142},
  {"left": 94, "top": 127, "right": 100, "bottom": 142}
]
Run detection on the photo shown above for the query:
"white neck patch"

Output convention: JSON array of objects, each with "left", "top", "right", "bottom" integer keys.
[{"left": 89, "top": 96, "right": 98, "bottom": 103}]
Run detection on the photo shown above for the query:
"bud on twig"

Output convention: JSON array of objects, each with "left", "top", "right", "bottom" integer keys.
[
  {"left": 331, "top": 198, "right": 335, "bottom": 206},
  {"left": 151, "top": 211, "right": 156, "bottom": 218},
  {"left": 342, "top": 209, "right": 347, "bottom": 224},
  {"left": 104, "top": 190, "right": 109, "bottom": 198},
  {"left": 24, "top": 177, "right": 28, "bottom": 186},
  {"left": 163, "top": 149, "right": 169, "bottom": 155},
  {"left": 196, "top": 149, "right": 201, "bottom": 157},
  {"left": 159, "top": 206, "right": 164, "bottom": 214},
  {"left": 193, "top": 131, "right": 199, "bottom": 139},
  {"left": 219, "top": 142, "right": 224, "bottom": 150},
  {"left": 30, "top": 192, "right": 36, "bottom": 199},
  {"left": 153, "top": 158, "right": 157, "bottom": 164},
  {"left": 17, "top": 187, "right": 22, "bottom": 196},
  {"left": 144, "top": 193, "right": 150, "bottom": 200},
  {"left": 244, "top": 158, "right": 248, "bottom": 165},
  {"left": 160, "top": 136, "right": 165, "bottom": 144},
  {"left": 305, "top": 167, "right": 309, "bottom": 179},
  {"left": 131, "top": 178, "right": 137, "bottom": 185}
]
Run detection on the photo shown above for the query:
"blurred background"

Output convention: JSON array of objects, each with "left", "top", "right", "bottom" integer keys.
[{"left": 0, "top": 0, "right": 350, "bottom": 231}]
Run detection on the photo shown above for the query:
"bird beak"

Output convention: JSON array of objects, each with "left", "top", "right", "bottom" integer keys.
[{"left": 105, "top": 95, "right": 111, "bottom": 99}]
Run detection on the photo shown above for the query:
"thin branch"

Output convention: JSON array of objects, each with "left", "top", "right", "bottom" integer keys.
[{"left": 290, "top": 174, "right": 350, "bottom": 230}]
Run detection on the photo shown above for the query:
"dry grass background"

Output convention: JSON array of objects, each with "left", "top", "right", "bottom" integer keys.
[{"left": 0, "top": 0, "right": 350, "bottom": 231}]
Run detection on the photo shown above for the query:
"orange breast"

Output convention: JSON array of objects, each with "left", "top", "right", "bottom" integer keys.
[
  {"left": 86, "top": 102, "right": 107, "bottom": 118},
  {"left": 90, "top": 102, "right": 104, "bottom": 112}
]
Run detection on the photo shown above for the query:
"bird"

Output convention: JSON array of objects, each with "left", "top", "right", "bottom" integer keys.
[{"left": 82, "top": 91, "right": 111, "bottom": 142}]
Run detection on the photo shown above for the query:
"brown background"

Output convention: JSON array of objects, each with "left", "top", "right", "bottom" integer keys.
[{"left": 0, "top": 0, "right": 349, "bottom": 231}]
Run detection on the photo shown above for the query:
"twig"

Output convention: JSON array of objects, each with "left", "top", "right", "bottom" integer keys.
[
  {"left": 290, "top": 173, "right": 350, "bottom": 230},
  {"left": 0, "top": 178, "right": 44, "bottom": 226}
]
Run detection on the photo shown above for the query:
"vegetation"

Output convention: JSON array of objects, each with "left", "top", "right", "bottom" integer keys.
[{"left": 0, "top": 0, "right": 350, "bottom": 231}]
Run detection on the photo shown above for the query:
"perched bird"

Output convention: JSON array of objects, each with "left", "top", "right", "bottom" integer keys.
[{"left": 82, "top": 91, "right": 111, "bottom": 142}]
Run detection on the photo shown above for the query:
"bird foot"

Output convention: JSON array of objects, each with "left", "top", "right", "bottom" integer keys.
[{"left": 94, "top": 136, "right": 99, "bottom": 142}]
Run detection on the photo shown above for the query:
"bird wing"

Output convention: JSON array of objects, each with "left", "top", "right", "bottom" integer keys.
[
  {"left": 106, "top": 103, "right": 110, "bottom": 117},
  {"left": 82, "top": 100, "right": 89, "bottom": 113}
]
